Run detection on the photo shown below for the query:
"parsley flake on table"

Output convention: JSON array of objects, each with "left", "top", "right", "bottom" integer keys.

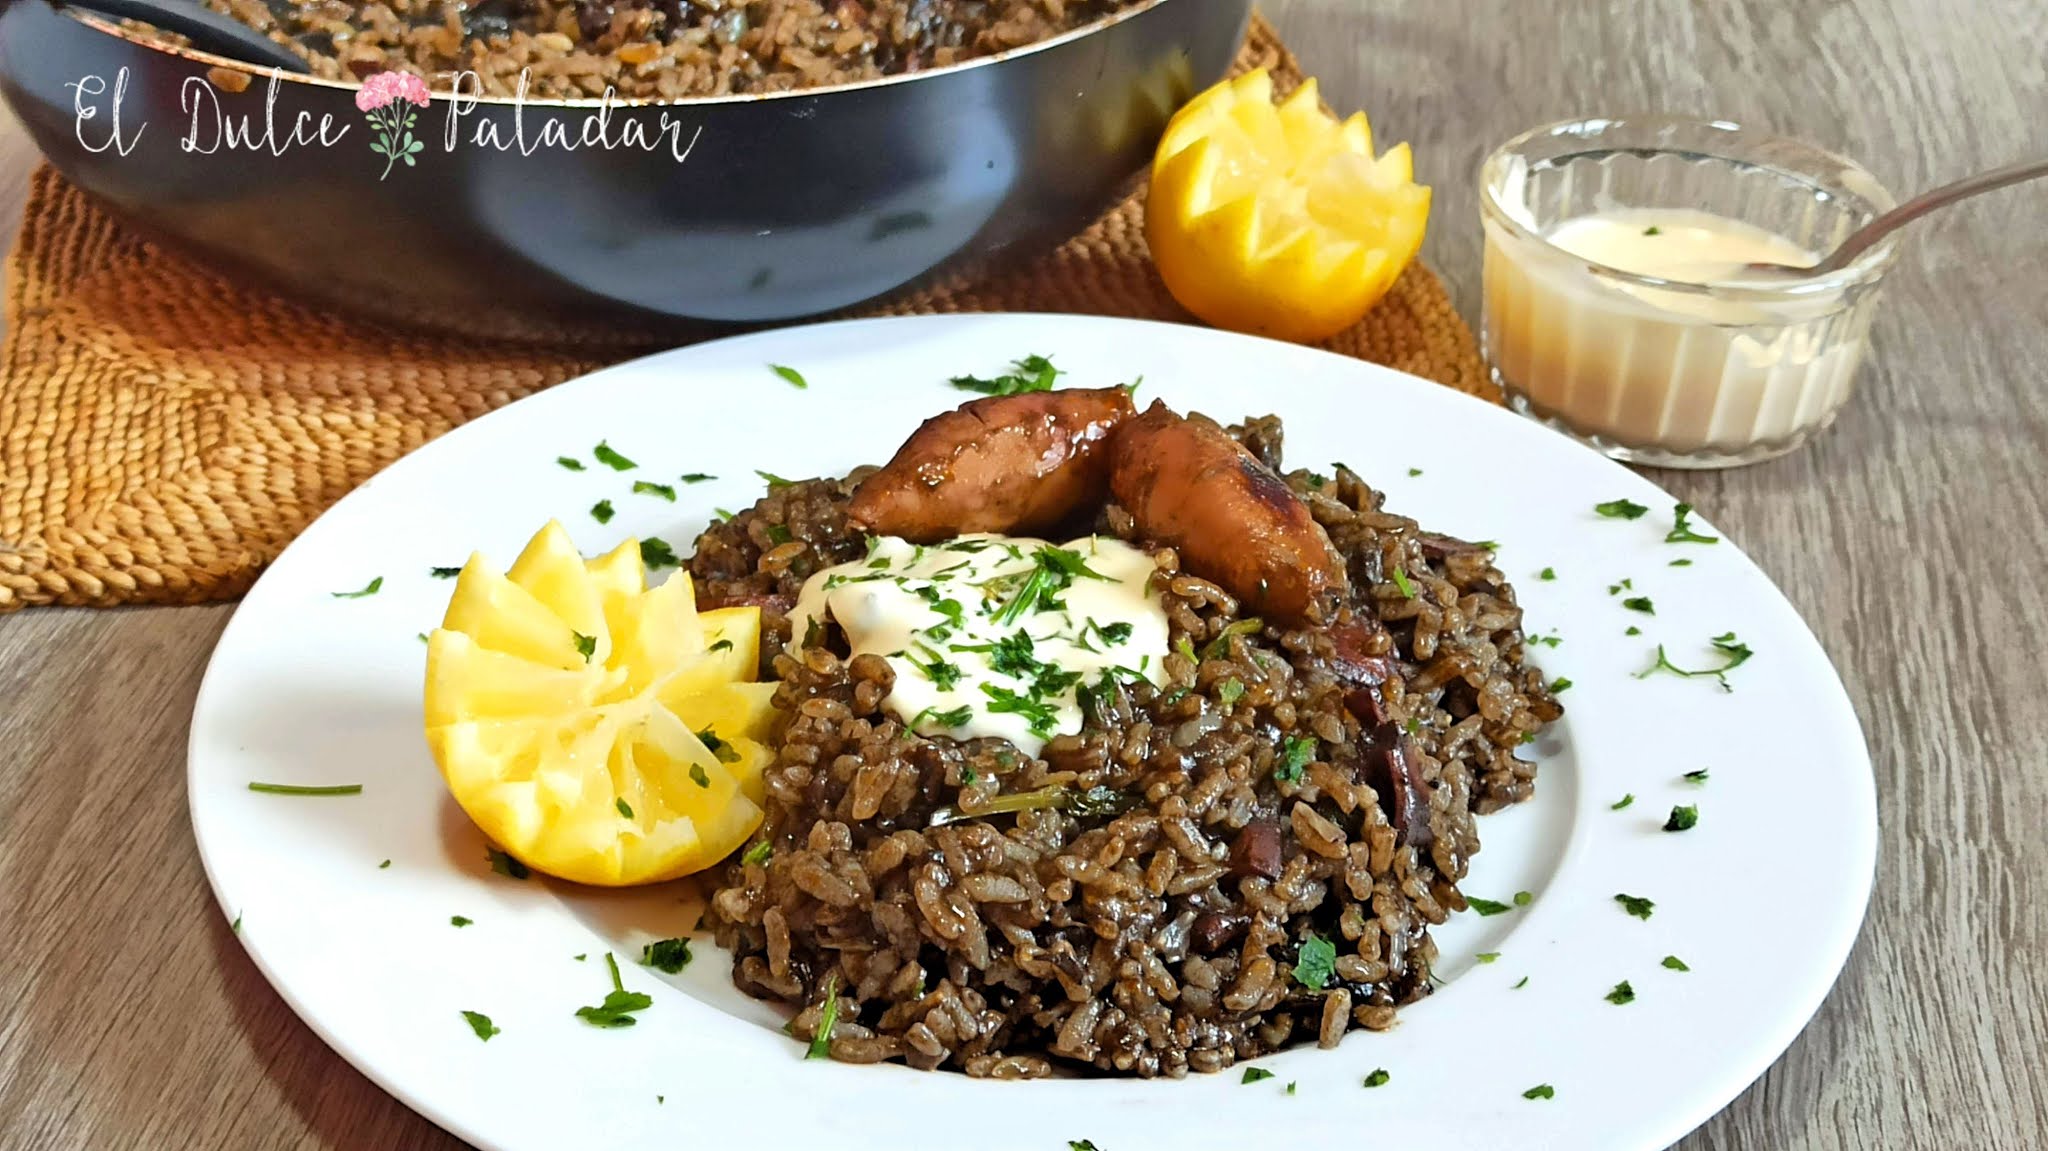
[
  {"left": 640, "top": 538, "right": 679, "bottom": 570},
  {"left": 450, "top": 915, "right": 472, "bottom": 927},
  {"left": 1664, "top": 804, "right": 1699, "bottom": 832},
  {"left": 331, "top": 577, "right": 383, "bottom": 599},
  {"left": 1616, "top": 893, "right": 1656, "bottom": 920},
  {"left": 1276, "top": 736, "right": 1316, "bottom": 783},
  {"left": 641, "top": 938, "right": 692, "bottom": 974},
  {"left": 1684, "top": 769, "right": 1710, "bottom": 784},
  {"left": 1241, "top": 1067, "right": 1275, "bottom": 1085},
  {"left": 1466, "top": 896, "right": 1513, "bottom": 917},
  {"left": 1390, "top": 566, "right": 1417, "bottom": 598},
  {"left": 770, "top": 364, "right": 809, "bottom": 389},
  {"left": 680, "top": 472, "right": 716, "bottom": 483},
  {"left": 1524, "top": 1084, "right": 1556, "bottom": 1100},
  {"left": 633, "top": 480, "right": 676, "bottom": 502},
  {"left": 1611, "top": 793, "right": 1635, "bottom": 810},
  {"left": 460, "top": 1010, "right": 500, "bottom": 1041},
  {"left": 430, "top": 566, "right": 461, "bottom": 579},
  {"left": 1476, "top": 952, "right": 1501, "bottom": 964},
  {"left": 1293, "top": 933, "right": 1338, "bottom": 989},
  {"left": 592, "top": 441, "right": 637, "bottom": 471},
  {"left": 1666, "top": 502, "right": 1721, "bottom": 545},
  {"left": 1539, "top": 566, "right": 1557, "bottom": 580},
  {"left": 556, "top": 456, "right": 585, "bottom": 471},
  {"left": 248, "top": 781, "right": 363, "bottom": 796},
  {"left": 1595, "top": 498, "right": 1650, "bottom": 520},
  {"left": 1364, "top": 1068, "right": 1391, "bottom": 1088},
  {"left": 1637, "top": 631, "right": 1754, "bottom": 690},
  {"left": 1622, "top": 596, "right": 1655, "bottom": 615},
  {"left": 1606, "top": 980, "right": 1637, "bottom": 1005},
  {"left": 949, "top": 354, "right": 1062, "bottom": 396},
  {"left": 575, "top": 953, "right": 653, "bottom": 1028},
  {"left": 807, "top": 975, "right": 840, "bottom": 1058},
  {"left": 590, "top": 499, "right": 615, "bottom": 524},
  {"left": 487, "top": 848, "right": 530, "bottom": 880},
  {"left": 1663, "top": 955, "right": 1692, "bottom": 972}
]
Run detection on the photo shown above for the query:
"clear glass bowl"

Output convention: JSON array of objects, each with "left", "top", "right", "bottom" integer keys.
[{"left": 1479, "top": 117, "right": 1898, "bottom": 468}]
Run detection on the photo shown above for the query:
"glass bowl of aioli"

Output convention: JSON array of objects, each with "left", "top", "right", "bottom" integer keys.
[{"left": 1479, "top": 117, "right": 1898, "bottom": 468}]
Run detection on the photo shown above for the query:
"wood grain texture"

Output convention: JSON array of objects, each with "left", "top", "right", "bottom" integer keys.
[{"left": 2, "top": 1, "right": 2045, "bottom": 1147}]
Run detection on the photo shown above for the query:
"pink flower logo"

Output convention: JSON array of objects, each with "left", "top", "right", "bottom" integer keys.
[{"left": 355, "top": 71, "right": 431, "bottom": 180}]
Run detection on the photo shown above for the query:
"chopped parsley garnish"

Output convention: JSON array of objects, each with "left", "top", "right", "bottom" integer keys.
[
  {"left": 960, "top": 766, "right": 979, "bottom": 786},
  {"left": 688, "top": 764, "right": 711, "bottom": 788},
  {"left": 1069, "top": 785, "right": 1139, "bottom": 819},
  {"left": 1665, "top": 502, "right": 1720, "bottom": 545},
  {"left": 1513, "top": 890, "right": 1533, "bottom": 906},
  {"left": 1595, "top": 498, "right": 1650, "bottom": 520},
  {"left": 378, "top": 859, "right": 391, "bottom": 869},
  {"left": 766, "top": 524, "right": 794, "bottom": 545},
  {"left": 1670, "top": 558, "right": 1694, "bottom": 567},
  {"left": 1292, "top": 933, "right": 1337, "bottom": 990},
  {"left": 915, "top": 704, "right": 974, "bottom": 729},
  {"left": 231, "top": 913, "right": 242, "bottom": 933},
  {"left": 741, "top": 840, "right": 773, "bottom": 866},
  {"left": 1615, "top": 893, "right": 1655, "bottom": 920},
  {"left": 949, "top": 353, "right": 1061, "bottom": 396},
  {"left": 1069, "top": 1143, "right": 1102, "bottom": 1151},
  {"left": 708, "top": 639, "right": 735, "bottom": 654},
  {"left": 770, "top": 363, "right": 808, "bottom": 389},
  {"left": 1606, "top": 980, "right": 1637, "bottom": 1005},
  {"left": 755, "top": 469, "right": 795, "bottom": 489},
  {"left": 1512, "top": 976, "right": 1530, "bottom": 989},
  {"left": 1683, "top": 769, "right": 1710, "bottom": 784},
  {"left": 982, "top": 683, "right": 1059, "bottom": 737},
  {"left": 1532, "top": 633, "right": 1562, "bottom": 648},
  {"left": 640, "top": 537, "right": 679, "bottom": 569},
  {"left": 1611, "top": 793, "right": 1635, "bottom": 810},
  {"left": 247, "top": 781, "right": 362, "bottom": 796},
  {"left": 557, "top": 456, "right": 585, "bottom": 471},
  {"left": 430, "top": 566, "right": 461, "bottom": 579},
  {"left": 1389, "top": 567, "right": 1417, "bottom": 598},
  {"left": 1407, "top": 467, "right": 1423, "bottom": 477},
  {"left": 573, "top": 632, "right": 596, "bottom": 663},
  {"left": 680, "top": 472, "right": 715, "bottom": 483},
  {"left": 714, "top": 508, "right": 735, "bottom": 521},
  {"left": 592, "top": 441, "right": 636, "bottom": 471},
  {"left": 1241, "top": 1067, "right": 1275, "bottom": 1085},
  {"left": 1286, "top": 1082, "right": 1298, "bottom": 1096},
  {"left": 450, "top": 915, "right": 473, "bottom": 927},
  {"left": 1217, "top": 678, "right": 1246, "bottom": 707},
  {"left": 1036, "top": 544, "right": 1113, "bottom": 582},
  {"left": 1622, "top": 596, "right": 1655, "bottom": 615},
  {"left": 590, "top": 499, "right": 615, "bottom": 524},
  {"left": 460, "top": 1010, "right": 500, "bottom": 1041},
  {"left": 1476, "top": 952, "right": 1501, "bottom": 964},
  {"left": 1664, "top": 804, "right": 1699, "bottom": 832},
  {"left": 615, "top": 797, "right": 634, "bottom": 819},
  {"left": 1276, "top": 736, "right": 1316, "bottom": 783},
  {"left": 1608, "top": 578, "right": 1633, "bottom": 595},
  {"left": 575, "top": 953, "right": 653, "bottom": 1028},
  {"left": 633, "top": 480, "right": 675, "bottom": 502},
  {"left": 1547, "top": 677, "right": 1572, "bottom": 693},
  {"left": 1524, "top": 1084, "right": 1556, "bottom": 1100},
  {"left": 1538, "top": 567, "right": 1556, "bottom": 580},
  {"left": 1363, "top": 1069, "right": 1391, "bottom": 1088},
  {"left": 1626, "top": 625, "right": 1642, "bottom": 636},
  {"left": 1466, "top": 896, "right": 1512, "bottom": 917},
  {"left": 806, "top": 975, "right": 840, "bottom": 1058},
  {"left": 1663, "top": 955, "right": 1691, "bottom": 972},
  {"left": 696, "top": 729, "right": 740, "bottom": 764},
  {"left": 915, "top": 649, "right": 964, "bottom": 690},
  {"left": 1644, "top": 225, "right": 1663, "bottom": 236},
  {"left": 1203, "top": 617, "right": 1264, "bottom": 658},
  {"left": 640, "top": 938, "right": 692, "bottom": 974},
  {"left": 1636, "top": 631, "right": 1754, "bottom": 690},
  {"left": 487, "top": 848, "right": 530, "bottom": 879},
  {"left": 331, "top": 577, "right": 382, "bottom": 599}
]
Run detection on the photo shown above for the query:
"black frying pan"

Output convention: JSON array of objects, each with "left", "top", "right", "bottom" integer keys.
[{"left": 0, "top": 0, "right": 1251, "bottom": 340}]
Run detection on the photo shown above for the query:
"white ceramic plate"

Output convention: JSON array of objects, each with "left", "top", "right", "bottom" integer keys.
[{"left": 189, "top": 314, "right": 1874, "bottom": 1151}]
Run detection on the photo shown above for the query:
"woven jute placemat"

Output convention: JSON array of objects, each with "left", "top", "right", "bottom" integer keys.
[{"left": 0, "top": 15, "right": 1489, "bottom": 612}]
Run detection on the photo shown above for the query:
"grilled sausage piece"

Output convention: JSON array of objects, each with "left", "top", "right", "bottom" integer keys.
[
  {"left": 1108, "top": 402, "right": 1349, "bottom": 624},
  {"left": 847, "top": 387, "right": 1135, "bottom": 542}
]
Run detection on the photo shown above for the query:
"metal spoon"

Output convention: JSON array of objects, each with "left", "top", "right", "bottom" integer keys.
[
  {"left": 1745, "top": 156, "right": 2048, "bottom": 278},
  {"left": 62, "top": 0, "right": 311, "bottom": 73}
]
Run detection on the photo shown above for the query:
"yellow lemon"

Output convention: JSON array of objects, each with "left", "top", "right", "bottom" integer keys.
[
  {"left": 424, "top": 521, "right": 779, "bottom": 886},
  {"left": 1147, "top": 69, "right": 1431, "bottom": 344}
]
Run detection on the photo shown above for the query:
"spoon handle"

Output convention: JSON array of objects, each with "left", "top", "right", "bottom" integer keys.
[{"left": 1820, "top": 156, "right": 2048, "bottom": 272}]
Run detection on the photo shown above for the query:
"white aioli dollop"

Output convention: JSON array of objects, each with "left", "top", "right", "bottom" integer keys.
[{"left": 787, "top": 534, "right": 1170, "bottom": 756}]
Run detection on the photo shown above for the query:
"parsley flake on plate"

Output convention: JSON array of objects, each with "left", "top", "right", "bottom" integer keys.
[
  {"left": 770, "top": 364, "right": 809, "bottom": 389},
  {"left": 1664, "top": 804, "right": 1699, "bottom": 832},
  {"left": 1513, "top": 890, "right": 1533, "bottom": 906},
  {"left": 1512, "top": 976, "right": 1530, "bottom": 989},
  {"left": 1611, "top": 793, "right": 1635, "bottom": 810},
  {"left": 949, "top": 354, "right": 1061, "bottom": 396},
  {"left": 640, "top": 538, "right": 679, "bottom": 569},
  {"left": 1364, "top": 1068, "right": 1391, "bottom": 1088},
  {"left": 592, "top": 441, "right": 637, "bottom": 471},
  {"left": 378, "top": 859, "right": 391, "bottom": 869},
  {"left": 1663, "top": 955, "right": 1692, "bottom": 972},
  {"left": 460, "top": 1010, "right": 500, "bottom": 1041},
  {"left": 1684, "top": 769, "right": 1710, "bottom": 784},
  {"left": 1637, "top": 631, "right": 1754, "bottom": 690},
  {"left": 1670, "top": 558, "right": 1694, "bottom": 567},
  {"left": 247, "top": 781, "right": 362, "bottom": 796},
  {"left": 1615, "top": 893, "right": 1656, "bottom": 920},
  {"left": 1548, "top": 677, "right": 1573, "bottom": 693},
  {"left": 487, "top": 848, "right": 530, "bottom": 880},
  {"left": 680, "top": 472, "right": 716, "bottom": 484},
  {"left": 1286, "top": 1082, "right": 1297, "bottom": 1096},
  {"left": 1476, "top": 952, "right": 1501, "bottom": 964},
  {"left": 590, "top": 499, "right": 615, "bottom": 524},
  {"left": 1293, "top": 933, "right": 1338, "bottom": 989},
  {"left": 1606, "top": 980, "right": 1636, "bottom": 1005},
  {"left": 230, "top": 913, "right": 242, "bottom": 934},
  {"left": 1538, "top": 566, "right": 1556, "bottom": 580},
  {"left": 641, "top": 937, "right": 692, "bottom": 974},
  {"left": 331, "top": 577, "right": 383, "bottom": 599},
  {"left": 1524, "top": 1084, "right": 1556, "bottom": 1100},
  {"left": 1407, "top": 467, "right": 1423, "bottom": 477},
  {"left": 1595, "top": 498, "right": 1649, "bottom": 520},
  {"left": 633, "top": 480, "right": 675, "bottom": 502},
  {"left": 556, "top": 456, "right": 585, "bottom": 471},
  {"left": 430, "top": 566, "right": 461, "bottom": 579},
  {"left": 575, "top": 953, "right": 653, "bottom": 1028},
  {"left": 1622, "top": 596, "right": 1655, "bottom": 615},
  {"left": 756, "top": 469, "right": 796, "bottom": 489},
  {"left": 450, "top": 915, "right": 473, "bottom": 927},
  {"left": 1466, "top": 896, "right": 1513, "bottom": 917},
  {"left": 1068, "top": 1142, "right": 1102, "bottom": 1151},
  {"left": 1666, "top": 502, "right": 1720, "bottom": 545},
  {"left": 1625, "top": 625, "right": 1642, "bottom": 636},
  {"left": 1241, "top": 1067, "right": 1275, "bottom": 1085}
]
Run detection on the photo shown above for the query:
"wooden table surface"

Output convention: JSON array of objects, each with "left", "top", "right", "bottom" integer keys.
[{"left": 3, "top": 1, "right": 2045, "bottom": 1147}]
